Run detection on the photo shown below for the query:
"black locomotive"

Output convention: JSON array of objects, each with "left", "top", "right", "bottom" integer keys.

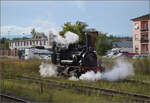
[{"left": 51, "top": 34, "right": 103, "bottom": 77}]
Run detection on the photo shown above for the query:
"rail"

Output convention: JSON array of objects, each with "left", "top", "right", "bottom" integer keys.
[
  {"left": 1, "top": 73, "right": 150, "bottom": 102},
  {"left": 0, "top": 92, "right": 31, "bottom": 103}
]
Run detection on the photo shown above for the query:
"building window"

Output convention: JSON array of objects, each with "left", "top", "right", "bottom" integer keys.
[
  {"left": 135, "top": 45, "right": 139, "bottom": 51},
  {"left": 135, "top": 34, "right": 138, "bottom": 40},
  {"left": 27, "top": 41, "right": 28, "bottom": 46},
  {"left": 134, "top": 23, "right": 139, "bottom": 29},
  {"left": 141, "top": 21, "right": 148, "bottom": 30}
]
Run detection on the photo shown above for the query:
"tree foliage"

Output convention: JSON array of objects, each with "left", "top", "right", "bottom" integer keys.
[
  {"left": 0, "top": 38, "right": 9, "bottom": 49},
  {"left": 96, "top": 34, "right": 112, "bottom": 56},
  {"left": 13, "top": 38, "right": 21, "bottom": 40},
  {"left": 30, "top": 28, "right": 46, "bottom": 39},
  {"left": 60, "top": 21, "right": 88, "bottom": 44},
  {"left": 31, "top": 28, "right": 36, "bottom": 38},
  {"left": 12, "top": 37, "right": 29, "bottom": 40}
]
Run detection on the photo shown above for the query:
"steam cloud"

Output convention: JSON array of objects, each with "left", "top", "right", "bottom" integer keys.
[
  {"left": 39, "top": 62, "right": 58, "bottom": 77},
  {"left": 39, "top": 30, "right": 79, "bottom": 77},
  {"left": 80, "top": 59, "right": 134, "bottom": 81},
  {"left": 39, "top": 59, "right": 134, "bottom": 82},
  {"left": 69, "top": 76, "right": 79, "bottom": 81},
  {"left": 51, "top": 29, "right": 79, "bottom": 47}
]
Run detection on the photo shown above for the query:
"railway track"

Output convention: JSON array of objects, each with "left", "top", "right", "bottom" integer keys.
[
  {"left": 1, "top": 74, "right": 150, "bottom": 103},
  {"left": 124, "top": 79, "right": 150, "bottom": 85},
  {"left": 0, "top": 92, "right": 31, "bottom": 103}
]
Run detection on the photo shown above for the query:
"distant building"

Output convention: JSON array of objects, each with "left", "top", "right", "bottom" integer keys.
[
  {"left": 131, "top": 14, "right": 150, "bottom": 54},
  {"left": 113, "top": 40, "right": 133, "bottom": 53},
  {"left": 9, "top": 38, "right": 48, "bottom": 50}
]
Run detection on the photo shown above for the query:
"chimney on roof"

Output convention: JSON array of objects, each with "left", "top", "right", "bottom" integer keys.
[{"left": 48, "top": 32, "right": 51, "bottom": 47}]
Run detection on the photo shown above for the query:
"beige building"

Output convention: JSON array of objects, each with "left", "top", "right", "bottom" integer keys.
[
  {"left": 9, "top": 38, "right": 48, "bottom": 50},
  {"left": 131, "top": 14, "right": 150, "bottom": 54}
]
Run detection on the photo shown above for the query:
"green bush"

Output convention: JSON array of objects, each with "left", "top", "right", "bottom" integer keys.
[{"left": 133, "top": 57, "right": 150, "bottom": 75}]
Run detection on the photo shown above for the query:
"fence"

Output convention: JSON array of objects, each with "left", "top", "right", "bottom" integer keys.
[{"left": 0, "top": 49, "right": 18, "bottom": 56}]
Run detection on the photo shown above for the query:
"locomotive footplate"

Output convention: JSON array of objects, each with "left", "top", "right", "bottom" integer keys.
[{"left": 56, "top": 65, "right": 101, "bottom": 78}]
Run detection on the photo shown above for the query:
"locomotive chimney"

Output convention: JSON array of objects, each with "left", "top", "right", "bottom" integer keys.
[{"left": 86, "top": 33, "right": 91, "bottom": 52}]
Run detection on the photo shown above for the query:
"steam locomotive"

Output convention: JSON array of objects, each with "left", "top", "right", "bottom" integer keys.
[{"left": 51, "top": 34, "right": 104, "bottom": 77}]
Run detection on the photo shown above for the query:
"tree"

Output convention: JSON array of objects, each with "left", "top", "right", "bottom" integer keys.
[
  {"left": 22, "top": 37, "right": 29, "bottom": 40},
  {"left": 31, "top": 28, "right": 36, "bottom": 38},
  {"left": 30, "top": 28, "right": 46, "bottom": 39},
  {"left": 60, "top": 21, "right": 88, "bottom": 44},
  {"left": 36, "top": 32, "right": 46, "bottom": 38},
  {"left": 13, "top": 38, "right": 22, "bottom": 40},
  {"left": 0, "top": 38, "right": 9, "bottom": 49},
  {"left": 96, "top": 34, "right": 112, "bottom": 56}
]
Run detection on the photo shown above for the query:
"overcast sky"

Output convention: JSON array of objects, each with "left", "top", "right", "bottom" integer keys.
[{"left": 1, "top": 0, "right": 149, "bottom": 38}]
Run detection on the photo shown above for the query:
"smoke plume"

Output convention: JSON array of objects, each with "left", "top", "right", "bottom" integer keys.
[
  {"left": 69, "top": 76, "right": 79, "bottom": 81},
  {"left": 79, "top": 71, "right": 102, "bottom": 82},
  {"left": 39, "top": 30, "right": 79, "bottom": 77},
  {"left": 39, "top": 62, "right": 58, "bottom": 77},
  {"left": 51, "top": 29, "right": 79, "bottom": 47},
  {"left": 39, "top": 59, "right": 134, "bottom": 82},
  {"left": 79, "top": 59, "right": 134, "bottom": 81}
]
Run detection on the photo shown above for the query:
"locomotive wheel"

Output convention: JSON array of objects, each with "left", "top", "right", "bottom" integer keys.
[
  {"left": 75, "top": 70, "right": 82, "bottom": 78},
  {"left": 67, "top": 67, "right": 74, "bottom": 74},
  {"left": 57, "top": 66, "right": 66, "bottom": 77},
  {"left": 68, "top": 67, "right": 79, "bottom": 77}
]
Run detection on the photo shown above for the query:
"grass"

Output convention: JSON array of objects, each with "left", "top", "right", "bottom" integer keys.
[
  {"left": 127, "top": 74, "right": 150, "bottom": 81},
  {"left": 1, "top": 57, "right": 149, "bottom": 79},
  {"left": 0, "top": 57, "right": 150, "bottom": 102},
  {"left": 133, "top": 57, "right": 150, "bottom": 75},
  {"left": 2, "top": 72, "right": 149, "bottom": 95},
  {"left": 45, "top": 77, "right": 150, "bottom": 95},
  {"left": 0, "top": 78, "right": 135, "bottom": 103},
  {"left": 0, "top": 78, "right": 54, "bottom": 102},
  {"left": 0, "top": 58, "right": 49, "bottom": 77}
]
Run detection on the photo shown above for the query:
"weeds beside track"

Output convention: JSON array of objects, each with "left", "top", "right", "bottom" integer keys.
[
  {"left": 0, "top": 91, "right": 31, "bottom": 103},
  {"left": 1, "top": 73, "right": 150, "bottom": 103}
]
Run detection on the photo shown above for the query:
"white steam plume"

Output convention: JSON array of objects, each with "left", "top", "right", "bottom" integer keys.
[
  {"left": 102, "top": 59, "right": 134, "bottom": 81},
  {"left": 39, "top": 62, "right": 58, "bottom": 77},
  {"left": 51, "top": 29, "right": 79, "bottom": 47},
  {"left": 79, "top": 59, "right": 134, "bottom": 81},
  {"left": 69, "top": 76, "right": 79, "bottom": 81},
  {"left": 39, "top": 58, "right": 134, "bottom": 82}
]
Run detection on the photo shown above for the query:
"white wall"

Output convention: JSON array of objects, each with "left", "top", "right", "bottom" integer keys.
[{"left": 9, "top": 39, "right": 48, "bottom": 50}]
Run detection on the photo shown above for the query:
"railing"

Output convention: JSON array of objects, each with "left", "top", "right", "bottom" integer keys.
[
  {"left": 141, "top": 40, "right": 149, "bottom": 43},
  {"left": 141, "top": 51, "right": 149, "bottom": 54},
  {"left": 141, "top": 28, "right": 148, "bottom": 32}
]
